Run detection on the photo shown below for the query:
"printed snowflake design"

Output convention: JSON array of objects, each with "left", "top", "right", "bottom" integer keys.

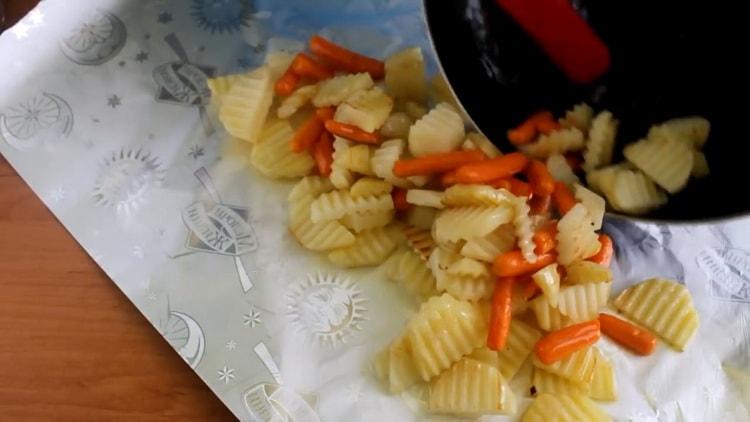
[
  {"left": 46, "top": 187, "right": 66, "bottom": 203},
  {"left": 243, "top": 309, "right": 262, "bottom": 327},
  {"left": 344, "top": 381, "right": 364, "bottom": 403},
  {"left": 218, "top": 366, "right": 236, "bottom": 384},
  {"left": 157, "top": 11, "right": 173, "bottom": 24},
  {"left": 28, "top": 10, "right": 45, "bottom": 26},
  {"left": 188, "top": 145, "right": 205, "bottom": 159},
  {"left": 107, "top": 95, "right": 121, "bottom": 108},
  {"left": 225, "top": 339, "right": 237, "bottom": 350},
  {"left": 146, "top": 290, "right": 158, "bottom": 301},
  {"left": 190, "top": 0, "right": 253, "bottom": 34},
  {"left": 11, "top": 23, "right": 31, "bottom": 40},
  {"left": 118, "top": 61, "right": 126, "bottom": 67},
  {"left": 132, "top": 245, "right": 145, "bottom": 259},
  {"left": 135, "top": 51, "right": 149, "bottom": 63},
  {"left": 9, "top": 9, "right": 45, "bottom": 40}
]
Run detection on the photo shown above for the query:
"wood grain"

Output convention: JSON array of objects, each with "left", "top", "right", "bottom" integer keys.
[{"left": 0, "top": 156, "right": 236, "bottom": 421}]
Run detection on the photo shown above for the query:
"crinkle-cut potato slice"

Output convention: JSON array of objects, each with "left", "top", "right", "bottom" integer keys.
[
  {"left": 334, "top": 87, "right": 394, "bottom": 132},
  {"left": 327, "top": 225, "right": 400, "bottom": 268},
  {"left": 371, "top": 138, "right": 412, "bottom": 187},
  {"left": 288, "top": 193, "right": 315, "bottom": 232},
  {"left": 442, "top": 184, "right": 514, "bottom": 207},
  {"left": 349, "top": 177, "right": 392, "bottom": 197},
  {"left": 589, "top": 349, "right": 617, "bottom": 401},
  {"left": 532, "top": 346, "right": 598, "bottom": 386},
  {"left": 312, "top": 72, "right": 374, "bottom": 107},
  {"left": 513, "top": 197, "right": 538, "bottom": 263},
  {"left": 380, "top": 112, "right": 413, "bottom": 139},
  {"left": 608, "top": 169, "right": 668, "bottom": 214},
  {"left": 373, "top": 335, "right": 421, "bottom": 394},
  {"left": 219, "top": 66, "right": 274, "bottom": 143},
  {"left": 648, "top": 116, "right": 710, "bottom": 149},
  {"left": 434, "top": 205, "right": 514, "bottom": 243},
  {"left": 408, "top": 102, "right": 465, "bottom": 157},
  {"left": 530, "top": 296, "right": 573, "bottom": 331},
  {"left": 556, "top": 282, "right": 611, "bottom": 322},
  {"left": 496, "top": 319, "right": 543, "bottom": 380},
  {"left": 207, "top": 73, "right": 243, "bottom": 103},
  {"left": 404, "top": 206, "right": 438, "bottom": 231},
  {"left": 339, "top": 144, "right": 374, "bottom": 175},
  {"left": 447, "top": 257, "right": 490, "bottom": 278},
  {"left": 288, "top": 176, "right": 334, "bottom": 203},
  {"left": 582, "top": 111, "right": 618, "bottom": 172},
  {"left": 624, "top": 135, "right": 694, "bottom": 194},
  {"left": 340, "top": 210, "right": 394, "bottom": 233},
  {"left": 466, "top": 347, "right": 500, "bottom": 369},
  {"left": 401, "top": 100, "right": 428, "bottom": 121},
  {"left": 428, "top": 358, "right": 516, "bottom": 416},
  {"left": 691, "top": 150, "right": 710, "bottom": 178},
  {"left": 277, "top": 84, "right": 318, "bottom": 119},
  {"left": 565, "top": 260, "right": 612, "bottom": 284},
  {"left": 532, "top": 263, "right": 560, "bottom": 307},
  {"left": 407, "top": 293, "right": 487, "bottom": 381},
  {"left": 436, "top": 272, "right": 494, "bottom": 301},
  {"left": 265, "top": 51, "right": 295, "bottom": 81},
  {"left": 385, "top": 47, "right": 427, "bottom": 102},
  {"left": 310, "top": 190, "right": 393, "bottom": 223},
  {"left": 460, "top": 224, "right": 516, "bottom": 262},
  {"left": 521, "top": 127, "right": 585, "bottom": 158},
  {"left": 329, "top": 137, "right": 355, "bottom": 189},
  {"left": 402, "top": 225, "right": 435, "bottom": 261},
  {"left": 557, "top": 203, "right": 600, "bottom": 266},
  {"left": 574, "top": 184, "right": 605, "bottom": 230},
  {"left": 522, "top": 392, "right": 611, "bottom": 422},
  {"left": 390, "top": 249, "right": 439, "bottom": 299},
  {"left": 559, "top": 103, "right": 594, "bottom": 132},
  {"left": 292, "top": 218, "right": 356, "bottom": 251},
  {"left": 547, "top": 154, "right": 581, "bottom": 186},
  {"left": 250, "top": 120, "right": 315, "bottom": 178},
  {"left": 531, "top": 368, "right": 587, "bottom": 397},
  {"left": 613, "top": 278, "right": 699, "bottom": 351},
  {"left": 466, "top": 131, "right": 502, "bottom": 158},
  {"left": 405, "top": 189, "right": 444, "bottom": 209},
  {"left": 585, "top": 163, "right": 630, "bottom": 197}
]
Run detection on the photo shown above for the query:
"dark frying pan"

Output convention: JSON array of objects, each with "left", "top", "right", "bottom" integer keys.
[{"left": 423, "top": 0, "right": 750, "bottom": 222}]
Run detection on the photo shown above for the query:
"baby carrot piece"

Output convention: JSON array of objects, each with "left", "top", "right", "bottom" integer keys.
[
  {"left": 324, "top": 120, "right": 380, "bottom": 144},
  {"left": 315, "top": 107, "right": 335, "bottom": 121},
  {"left": 454, "top": 152, "right": 529, "bottom": 184},
  {"left": 536, "top": 117, "right": 561, "bottom": 135},
  {"left": 534, "top": 320, "right": 601, "bottom": 365},
  {"left": 599, "top": 313, "right": 657, "bottom": 356},
  {"left": 291, "top": 53, "right": 333, "bottom": 80},
  {"left": 526, "top": 159, "right": 555, "bottom": 196},
  {"left": 522, "top": 275, "right": 542, "bottom": 300},
  {"left": 532, "top": 223, "right": 557, "bottom": 255},
  {"left": 487, "top": 277, "right": 514, "bottom": 350},
  {"left": 391, "top": 188, "right": 411, "bottom": 212},
  {"left": 529, "top": 194, "right": 551, "bottom": 215},
  {"left": 489, "top": 177, "right": 532, "bottom": 197},
  {"left": 309, "top": 35, "right": 385, "bottom": 78},
  {"left": 588, "top": 234, "right": 613, "bottom": 266},
  {"left": 275, "top": 67, "right": 300, "bottom": 96},
  {"left": 441, "top": 169, "right": 459, "bottom": 187},
  {"left": 313, "top": 131, "right": 334, "bottom": 176},
  {"left": 507, "top": 111, "right": 553, "bottom": 145},
  {"left": 393, "top": 150, "right": 485, "bottom": 177},
  {"left": 291, "top": 114, "right": 325, "bottom": 152},
  {"left": 552, "top": 181, "right": 577, "bottom": 214},
  {"left": 493, "top": 250, "right": 557, "bottom": 278}
]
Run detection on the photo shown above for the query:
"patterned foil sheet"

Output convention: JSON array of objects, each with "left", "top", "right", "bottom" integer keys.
[{"left": 0, "top": 1, "right": 748, "bottom": 421}]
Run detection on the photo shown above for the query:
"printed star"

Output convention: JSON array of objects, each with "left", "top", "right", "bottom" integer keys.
[
  {"left": 132, "top": 245, "right": 144, "bottom": 258},
  {"left": 118, "top": 61, "right": 126, "bottom": 67},
  {"left": 135, "top": 51, "right": 149, "bottom": 63},
  {"left": 217, "top": 366, "right": 235, "bottom": 384},
  {"left": 225, "top": 340, "right": 237, "bottom": 350},
  {"left": 147, "top": 133, "right": 155, "bottom": 141},
  {"left": 107, "top": 95, "right": 121, "bottom": 108},
  {"left": 243, "top": 309, "right": 262, "bottom": 328},
  {"left": 197, "top": 46, "right": 206, "bottom": 53},
  {"left": 144, "top": 33, "right": 151, "bottom": 40},
  {"left": 188, "top": 145, "right": 205, "bottom": 159},
  {"left": 237, "top": 57, "right": 254, "bottom": 69},
  {"left": 157, "top": 11, "right": 173, "bottom": 24},
  {"left": 28, "top": 10, "right": 45, "bottom": 25},
  {"left": 344, "top": 382, "right": 364, "bottom": 403},
  {"left": 145, "top": 290, "right": 157, "bottom": 301},
  {"left": 47, "top": 187, "right": 66, "bottom": 203},
  {"left": 10, "top": 22, "right": 30, "bottom": 39}
]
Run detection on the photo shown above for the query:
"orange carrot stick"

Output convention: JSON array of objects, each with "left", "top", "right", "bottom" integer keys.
[
  {"left": 324, "top": 120, "right": 379, "bottom": 144},
  {"left": 309, "top": 35, "right": 385, "bottom": 78},
  {"left": 526, "top": 160, "right": 556, "bottom": 197},
  {"left": 391, "top": 188, "right": 411, "bottom": 212},
  {"left": 529, "top": 194, "right": 551, "bottom": 215},
  {"left": 454, "top": 152, "right": 529, "bottom": 184},
  {"left": 534, "top": 320, "right": 601, "bottom": 364},
  {"left": 313, "top": 131, "right": 334, "bottom": 176},
  {"left": 489, "top": 177, "right": 532, "bottom": 197},
  {"left": 275, "top": 67, "right": 300, "bottom": 96},
  {"left": 536, "top": 117, "right": 561, "bottom": 135},
  {"left": 552, "top": 181, "right": 577, "bottom": 214},
  {"left": 599, "top": 313, "right": 657, "bottom": 356},
  {"left": 441, "top": 169, "right": 459, "bottom": 187},
  {"left": 507, "top": 111, "right": 554, "bottom": 145},
  {"left": 291, "top": 114, "right": 325, "bottom": 152},
  {"left": 316, "top": 107, "right": 335, "bottom": 121},
  {"left": 532, "top": 223, "right": 558, "bottom": 255},
  {"left": 588, "top": 234, "right": 613, "bottom": 266},
  {"left": 522, "top": 275, "right": 542, "bottom": 300},
  {"left": 492, "top": 250, "right": 557, "bottom": 278},
  {"left": 487, "top": 277, "right": 514, "bottom": 350},
  {"left": 393, "top": 150, "right": 485, "bottom": 177},
  {"left": 291, "top": 52, "right": 333, "bottom": 80}
]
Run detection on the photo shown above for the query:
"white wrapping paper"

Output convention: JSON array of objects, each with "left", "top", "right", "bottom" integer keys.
[{"left": 1, "top": 1, "right": 748, "bottom": 420}]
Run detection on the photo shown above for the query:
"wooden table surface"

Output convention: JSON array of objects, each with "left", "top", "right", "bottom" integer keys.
[{"left": 0, "top": 158, "right": 236, "bottom": 420}]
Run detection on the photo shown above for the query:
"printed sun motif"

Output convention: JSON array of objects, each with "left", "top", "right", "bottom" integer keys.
[
  {"left": 190, "top": 0, "right": 253, "bottom": 34},
  {"left": 92, "top": 148, "right": 164, "bottom": 215},
  {"left": 287, "top": 273, "right": 368, "bottom": 349}
]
